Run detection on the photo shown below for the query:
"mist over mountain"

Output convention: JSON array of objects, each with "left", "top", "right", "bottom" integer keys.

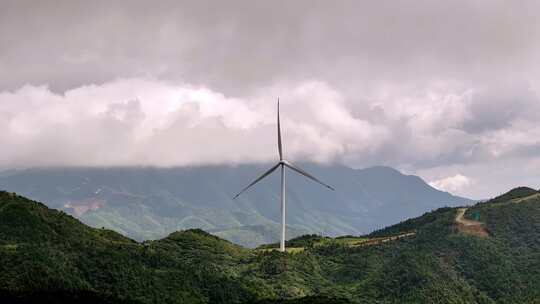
[{"left": 0, "top": 164, "right": 470, "bottom": 247}]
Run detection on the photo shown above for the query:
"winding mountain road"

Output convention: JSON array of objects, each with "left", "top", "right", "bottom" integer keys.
[{"left": 455, "top": 208, "right": 489, "bottom": 237}]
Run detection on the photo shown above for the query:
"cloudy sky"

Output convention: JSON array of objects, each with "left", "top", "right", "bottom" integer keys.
[{"left": 1, "top": 0, "right": 539, "bottom": 198}]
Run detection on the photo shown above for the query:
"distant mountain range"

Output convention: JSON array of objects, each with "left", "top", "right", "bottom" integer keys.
[{"left": 0, "top": 164, "right": 471, "bottom": 247}]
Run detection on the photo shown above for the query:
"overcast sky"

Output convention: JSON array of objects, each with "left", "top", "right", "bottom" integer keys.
[{"left": 1, "top": 0, "right": 539, "bottom": 198}]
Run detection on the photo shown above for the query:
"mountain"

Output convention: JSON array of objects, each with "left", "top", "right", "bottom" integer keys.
[
  {"left": 0, "top": 165, "right": 471, "bottom": 247},
  {"left": 1, "top": 187, "right": 539, "bottom": 303}
]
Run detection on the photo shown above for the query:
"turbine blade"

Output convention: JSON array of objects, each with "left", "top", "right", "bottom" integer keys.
[
  {"left": 283, "top": 161, "right": 335, "bottom": 191},
  {"left": 277, "top": 99, "right": 283, "bottom": 160},
  {"left": 233, "top": 163, "right": 281, "bottom": 199}
]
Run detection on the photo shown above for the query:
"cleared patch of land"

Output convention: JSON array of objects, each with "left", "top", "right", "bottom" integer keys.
[
  {"left": 258, "top": 247, "right": 306, "bottom": 253},
  {"left": 351, "top": 232, "right": 416, "bottom": 247},
  {"left": 0, "top": 244, "right": 18, "bottom": 249},
  {"left": 258, "top": 232, "right": 416, "bottom": 253},
  {"left": 455, "top": 208, "right": 489, "bottom": 238},
  {"left": 510, "top": 193, "right": 540, "bottom": 204}
]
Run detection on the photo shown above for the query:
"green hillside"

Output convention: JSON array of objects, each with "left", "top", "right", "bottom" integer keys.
[
  {"left": 0, "top": 166, "right": 471, "bottom": 247},
  {"left": 1, "top": 188, "right": 539, "bottom": 303}
]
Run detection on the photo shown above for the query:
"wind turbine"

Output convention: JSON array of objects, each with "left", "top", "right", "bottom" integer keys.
[{"left": 233, "top": 99, "right": 335, "bottom": 252}]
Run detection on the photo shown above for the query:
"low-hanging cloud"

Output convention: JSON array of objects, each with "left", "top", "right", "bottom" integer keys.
[
  {"left": 429, "top": 174, "right": 474, "bottom": 196},
  {"left": 0, "top": 78, "right": 387, "bottom": 167},
  {"left": 2, "top": 78, "right": 540, "bottom": 179}
]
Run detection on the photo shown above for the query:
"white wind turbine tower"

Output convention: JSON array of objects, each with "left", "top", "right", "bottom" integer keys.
[{"left": 233, "top": 100, "right": 335, "bottom": 252}]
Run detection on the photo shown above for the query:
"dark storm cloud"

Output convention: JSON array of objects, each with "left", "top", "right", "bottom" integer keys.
[
  {"left": 462, "top": 83, "right": 540, "bottom": 134},
  {"left": 1, "top": 0, "right": 539, "bottom": 94}
]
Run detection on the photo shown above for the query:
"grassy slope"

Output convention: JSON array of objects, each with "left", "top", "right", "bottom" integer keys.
[{"left": 1, "top": 189, "right": 539, "bottom": 304}]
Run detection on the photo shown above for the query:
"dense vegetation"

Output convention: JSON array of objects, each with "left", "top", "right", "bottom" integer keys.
[
  {"left": 0, "top": 166, "right": 470, "bottom": 247},
  {"left": 1, "top": 188, "right": 539, "bottom": 303}
]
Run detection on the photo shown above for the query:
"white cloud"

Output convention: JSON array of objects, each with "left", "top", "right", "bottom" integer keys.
[
  {"left": 1, "top": 77, "right": 540, "bottom": 184},
  {"left": 429, "top": 174, "right": 474, "bottom": 195},
  {"left": 0, "top": 78, "right": 393, "bottom": 168}
]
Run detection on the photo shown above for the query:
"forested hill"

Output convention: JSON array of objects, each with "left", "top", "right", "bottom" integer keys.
[
  {"left": 0, "top": 165, "right": 470, "bottom": 247},
  {"left": 1, "top": 188, "right": 539, "bottom": 304}
]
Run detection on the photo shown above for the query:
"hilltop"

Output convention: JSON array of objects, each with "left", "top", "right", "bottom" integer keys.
[
  {"left": 0, "top": 165, "right": 470, "bottom": 247},
  {"left": 1, "top": 188, "right": 539, "bottom": 303}
]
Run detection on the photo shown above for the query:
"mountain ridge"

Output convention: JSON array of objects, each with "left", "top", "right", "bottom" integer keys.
[{"left": 0, "top": 164, "right": 471, "bottom": 247}]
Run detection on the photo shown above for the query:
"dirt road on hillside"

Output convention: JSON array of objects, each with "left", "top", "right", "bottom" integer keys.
[{"left": 455, "top": 208, "right": 489, "bottom": 237}]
